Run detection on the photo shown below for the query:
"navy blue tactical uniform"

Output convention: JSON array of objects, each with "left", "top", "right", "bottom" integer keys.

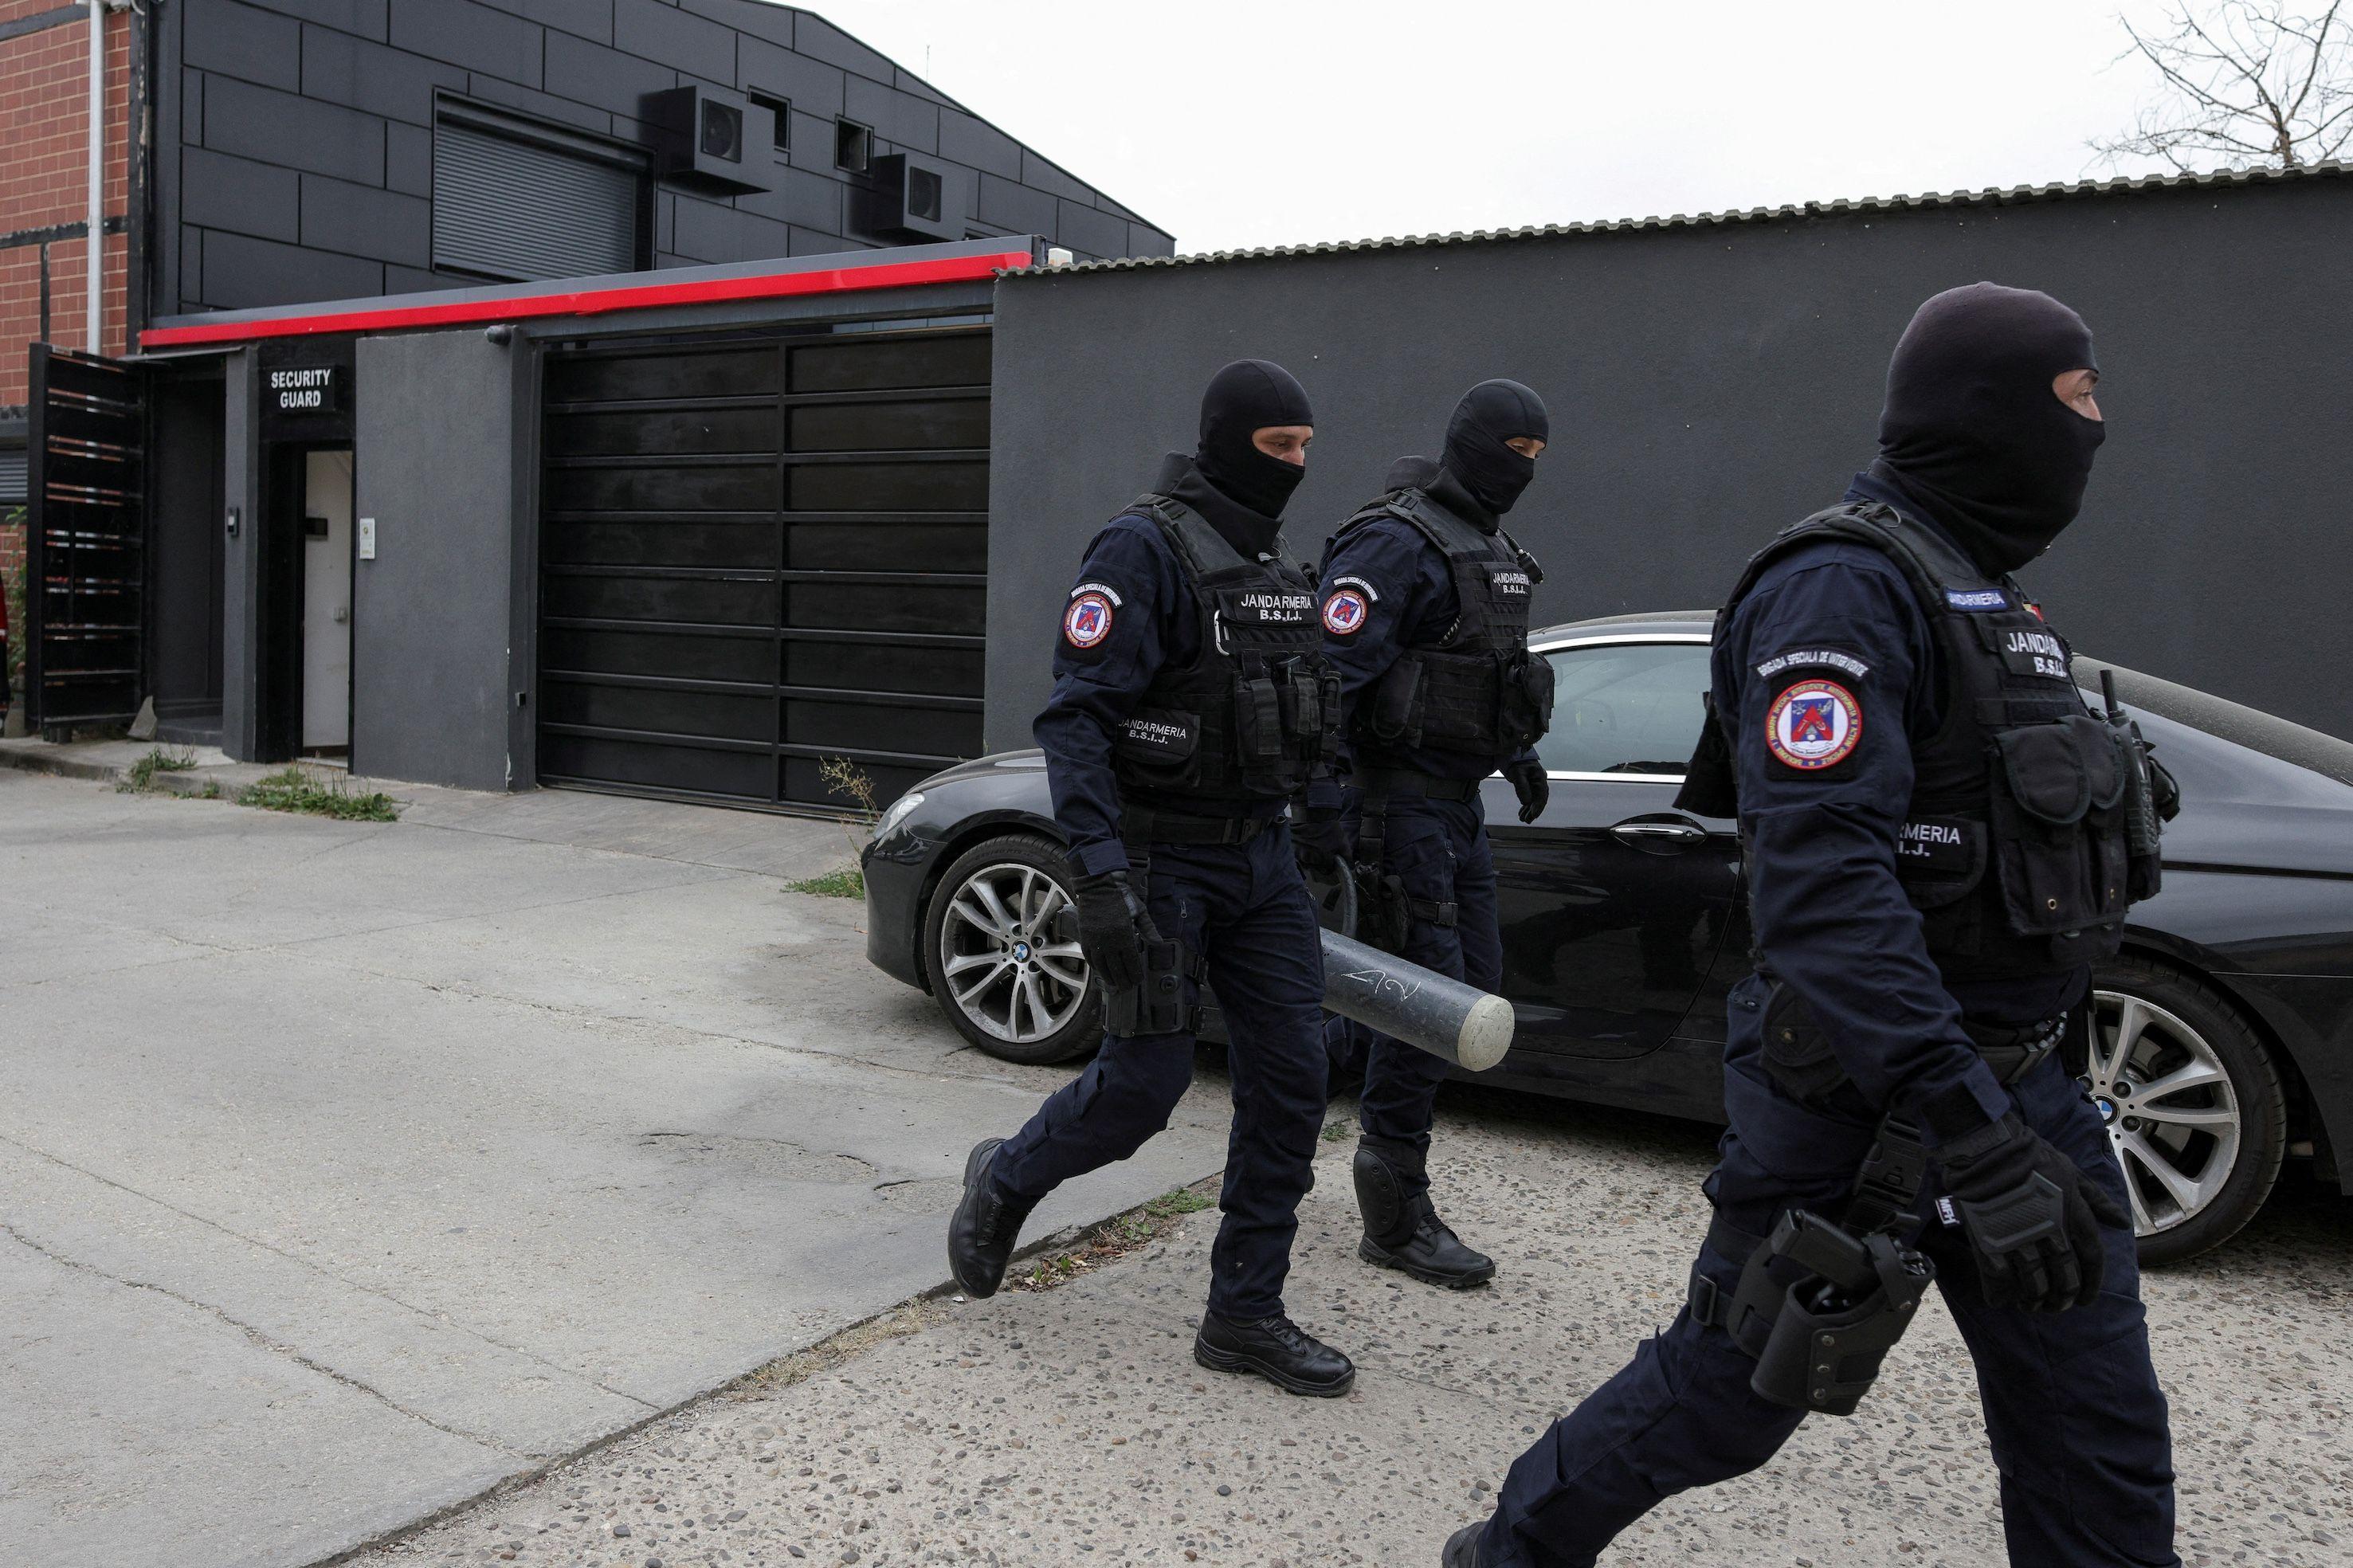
[
  {"left": 1313, "top": 382, "right": 1552, "bottom": 1290},
  {"left": 1454, "top": 287, "right": 2176, "bottom": 1568},
  {"left": 995, "top": 490, "right": 1330, "bottom": 1323},
  {"left": 950, "top": 360, "right": 1356, "bottom": 1397}
]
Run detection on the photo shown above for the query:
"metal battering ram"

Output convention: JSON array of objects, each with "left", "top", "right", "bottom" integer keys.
[{"left": 1320, "top": 927, "right": 1516, "bottom": 1072}]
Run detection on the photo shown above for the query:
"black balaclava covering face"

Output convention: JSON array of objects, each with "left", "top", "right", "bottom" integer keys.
[
  {"left": 1192, "top": 359, "right": 1314, "bottom": 523},
  {"left": 1440, "top": 379, "right": 1550, "bottom": 523},
  {"left": 1870, "top": 282, "right": 2105, "bottom": 575}
]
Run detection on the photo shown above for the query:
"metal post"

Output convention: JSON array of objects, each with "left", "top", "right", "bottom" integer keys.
[{"left": 86, "top": 0, "right": 108, "bottom": 354}]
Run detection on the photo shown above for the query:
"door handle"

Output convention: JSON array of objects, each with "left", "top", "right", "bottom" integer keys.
[{"left": 1610, "top": 817, "right": 1706, "bottom": 848}]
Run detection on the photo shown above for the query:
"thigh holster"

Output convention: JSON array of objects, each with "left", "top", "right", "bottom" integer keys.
[
  {"left": 1348, "top": 774, "right": 1468, "bottom": 954},
  {"left": 1687, "top": 1119, "right": 1936, "bottom": 1417},
  {"left": 1102, "top": 934, "right": 1206, "bottom": 1038}
]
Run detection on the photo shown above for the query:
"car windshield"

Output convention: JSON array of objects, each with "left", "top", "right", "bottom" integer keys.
[{"left": 1535, "top": 641, "right": 1712, "bottom": 777}]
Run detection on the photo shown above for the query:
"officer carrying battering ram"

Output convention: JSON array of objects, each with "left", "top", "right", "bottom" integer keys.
[
  {"left": 1443, "top": 284, "right": 2182, "bottom": 1567},
  {"left": 1300, "top": 381, "right": 1555, "bottom": 1289},
  {"left": 946, "top": 360, "right": 1359, "bottom": 1397}
]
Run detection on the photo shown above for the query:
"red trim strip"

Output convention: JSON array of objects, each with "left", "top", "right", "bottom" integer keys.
[{"left": 139, "top": 250, "right": 1033, "bottom": 348}]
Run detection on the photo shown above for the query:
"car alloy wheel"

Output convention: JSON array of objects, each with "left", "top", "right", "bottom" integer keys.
[
  {"left": 937, "top": 860, "right": 1090, "bottom": 1045},
  {"left": 2081, "top": 989, "right": 2242, "bottom": 1239}
]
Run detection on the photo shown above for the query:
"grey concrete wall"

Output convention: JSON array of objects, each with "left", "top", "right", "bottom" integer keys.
[
  {"left": 147, "top": 0, "right": 1172, "bottom": 320},
  {"left": 352, "top": 329, "right": 519, "bottom": 790},
  {"left": 985, "top": 172, "right": 2353, "bottom": 750}
]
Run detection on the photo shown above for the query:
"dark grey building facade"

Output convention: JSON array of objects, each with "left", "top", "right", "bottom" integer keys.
[
  {"left": 985, "top": 164, "right": 2353, "bottom": 747},
  {"left": 151, "top": 0, "right": 1171, "bottom": 319}
]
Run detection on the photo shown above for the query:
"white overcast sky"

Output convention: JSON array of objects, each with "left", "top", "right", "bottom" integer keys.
[{"left": 807, "top": 0, "right": 2193, "bottom": 253}]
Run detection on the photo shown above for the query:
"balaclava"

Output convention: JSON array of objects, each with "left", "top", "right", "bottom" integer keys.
[
  {"left": 1440, "top": 379, "right": 1549, "bottom": 522},
  {"left": 1869, "top": 282, "right": 2105, "bottom": 575},
  {"left": 1192, "top": 359, "right": 1314, "bottom": 523}
]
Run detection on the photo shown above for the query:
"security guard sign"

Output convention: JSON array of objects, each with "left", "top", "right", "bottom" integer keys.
[{"left": 1766, "top": 678, "right": 1862, "bottom": 770}]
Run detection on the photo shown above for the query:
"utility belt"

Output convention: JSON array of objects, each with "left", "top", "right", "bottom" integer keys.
[
  {"left": 1961, "top": 1009, "right": 2072, "bottom": 1086},
  {"left": 1686, "top": 1117, "right": 1937, "bottom": 1416},
  {"left": 1348, "top": 766, "right": 1479, "bottom": 950},
  {"left": 1121, "top": 803, "right": 1279, "bottom": 847},
  {"left": 1758, "top": 978, "right": 2071, "bottom": 1103}
]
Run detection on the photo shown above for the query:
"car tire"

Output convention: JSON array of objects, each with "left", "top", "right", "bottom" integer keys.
[
  {"left": 923, "top": 833, "right": 1101, "bottom": 1066},
  {"left": 2078, "top": 955, "right": 2288, "bottom": 1266}
]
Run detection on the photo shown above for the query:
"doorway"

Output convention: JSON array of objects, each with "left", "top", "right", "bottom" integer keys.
[{"left": 301, "top": 449, "right": 355, "bottom": 753}]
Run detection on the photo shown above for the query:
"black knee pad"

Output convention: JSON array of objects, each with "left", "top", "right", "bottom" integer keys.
[{"left": 1353, "top": 1138, "right": 1430, "bottom": 1245}]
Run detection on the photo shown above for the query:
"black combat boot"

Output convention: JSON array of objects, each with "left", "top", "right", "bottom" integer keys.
[
  {"left": 1192, "top": 1311, "right": 1355, "bottom": 1397},
  {"left": 945, "top": 1138, "right": 1038, "bottom": 1299},
  {"left": 1355, "top": 1137, "right": 1496, "bottom": 1289},
  {"left": 1441, "top": 1520, "right": 1489, "bottom": 1566}
]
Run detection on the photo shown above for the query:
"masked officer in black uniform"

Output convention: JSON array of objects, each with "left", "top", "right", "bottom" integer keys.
[
  {"left": 1445, "top": 285, "right": 2178, "bottom": 1566},
  {"left": 1301, "top": 381, "right": 1554, "bottom": 1289},
  {"left": 947, "top": 359, "right": 1355, "bottom": 1397}
]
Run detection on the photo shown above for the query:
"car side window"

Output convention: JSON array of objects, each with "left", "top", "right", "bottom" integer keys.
[{"left": 1536, "top": 641, "right": 1713, "bottom": 777}]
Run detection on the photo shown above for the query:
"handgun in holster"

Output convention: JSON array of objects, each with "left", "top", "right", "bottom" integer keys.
[
  {"left": 1102, "top": 936, "right": 1198, "bottom": 1038},
  {"left": 1722, "top": 1209, "right": 1935, "bottom": 1417}
]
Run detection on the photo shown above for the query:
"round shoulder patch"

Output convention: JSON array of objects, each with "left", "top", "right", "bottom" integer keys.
[
  {"left": 1321, "top": 588, "right": 1369, "bottom": 636},
  {"left": 1063, "top": 590, "right": 1115, "bottom": 649},
  {"left": 1765, "top": 678, "right": 1862, "bottom": 770}
]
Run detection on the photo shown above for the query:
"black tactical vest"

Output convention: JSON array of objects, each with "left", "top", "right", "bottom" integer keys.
[
  {"left": 1338, "top": 487, "right": 1555, "bottom": 765},
  {"left": 1704, "top": 502, "right": 2157, "bottom": 982},
  {"left": 1108, "top": 494, "right": 1339, "bottom": 808}
]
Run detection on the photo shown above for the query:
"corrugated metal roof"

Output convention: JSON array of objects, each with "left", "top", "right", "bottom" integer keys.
[{"left": 1006, "top": 159, "right": 2347, "bottom": 278}]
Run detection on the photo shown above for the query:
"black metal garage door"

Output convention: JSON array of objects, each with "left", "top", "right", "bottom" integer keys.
[{"left": 536, "top": 327, "right": 988, "bottom": 812}]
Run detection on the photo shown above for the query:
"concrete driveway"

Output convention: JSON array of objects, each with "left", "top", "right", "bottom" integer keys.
[{"left": 0, "top": 770, "right": 1237, "bottom": 1568}]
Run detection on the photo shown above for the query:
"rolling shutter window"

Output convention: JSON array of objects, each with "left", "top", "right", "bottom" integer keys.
[
  {"left": 433, "top": 109, "right": 646, "bottom": 283},
  {"left": 0, "top": 443, "right": 27, "bottom": 507}
]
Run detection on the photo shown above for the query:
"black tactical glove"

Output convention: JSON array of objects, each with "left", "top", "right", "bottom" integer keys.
[
  {"left": 1504, "top": 759, "right": 1550, "bottom": 824},
  {"left": 1292, "top": 806, "right": 1348, "bottom": 877},
  {"left": 1937, "top": 1111, "right": 2129, "bottom": 1313},
  {"left": 1072, "top": 868, "right": 1155, "bottom": 997}
]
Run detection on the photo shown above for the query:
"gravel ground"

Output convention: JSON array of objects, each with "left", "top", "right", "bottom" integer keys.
[{"left": 349, "top": 1079, "right": 2352, "bottom": 1568}]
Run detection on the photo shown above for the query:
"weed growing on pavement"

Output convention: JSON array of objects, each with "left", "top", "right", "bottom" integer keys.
[
  {"left": 1322, "top": 1119, "right": 1355, "bottom": 1143},
  {"left": 786, "top": 867, "right": 865, "bottom": 899},
  {"left": 237, "top": 766, "right": 400, "bottom": 821},
  {"left": 1009, "top": 1180, "right": 1219, "bottom": 1292},
  {"left": 742, "top": 1300, "right": 939, "bottom": 1392},
  {"left": 817, "top": 755, "right": 880, "bottom": 825},
  {"left": 792, "top": 755, "right": 885, "bottom": 901},
  {"left": 120, "top": 747, "right": 198, "bottom": 793}
]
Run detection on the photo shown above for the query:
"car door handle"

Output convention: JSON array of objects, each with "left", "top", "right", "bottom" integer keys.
[{"left": 1610, "top": 817, "right": 1707, "bottom": 847}]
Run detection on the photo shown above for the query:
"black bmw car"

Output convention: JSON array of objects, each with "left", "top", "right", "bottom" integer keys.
[{"left": 862, "top": 613, "right": 2353, "bottom": 1264}]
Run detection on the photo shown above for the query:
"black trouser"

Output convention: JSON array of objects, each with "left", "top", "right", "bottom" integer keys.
[
  {"left": 991, "top": 824, "right": 1327, "bottom": 1321},
  {"left": 1480, "top": 971, "right": 2178, "bottom": 1567},
  {"left": 1324, "top": 792, "right": 1501, "bottom": 1173}
]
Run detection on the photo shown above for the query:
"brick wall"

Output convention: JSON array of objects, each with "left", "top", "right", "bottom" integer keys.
[
  {"left": 2, "top": 0, "right": 135, "bottom": 578},
  {"left": 2, "top": 2, "right": 134, "bottom": 394}
]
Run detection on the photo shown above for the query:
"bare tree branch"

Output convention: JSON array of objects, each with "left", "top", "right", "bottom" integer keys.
[{"left": 2091, "top": 2, "right": 2351, "bottom": 172}]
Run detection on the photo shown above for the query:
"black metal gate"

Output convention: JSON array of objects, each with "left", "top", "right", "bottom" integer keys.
[
  {"left": 536, "top": 326, "right": 989, "bottom": 812},
  {"left": 25, "top": 345, "right": 147, "bottom": 735}
]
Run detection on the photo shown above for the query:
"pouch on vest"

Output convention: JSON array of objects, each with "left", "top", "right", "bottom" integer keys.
[
  {"left": 1499, "top": 650, "right": 1556, "bottom": 750},
  {"left": 1891, "top": 814, "right": 1986, "bottom": 909},
  {"left": 1230, "top": 672, "right": 1285, "bottom": 764},
  {"left": 1114, "top": 708, "right": 1202, "bottom": 768},
  {"left": 1987, "top": 714, "right": 2129, "bottom": 951}
]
